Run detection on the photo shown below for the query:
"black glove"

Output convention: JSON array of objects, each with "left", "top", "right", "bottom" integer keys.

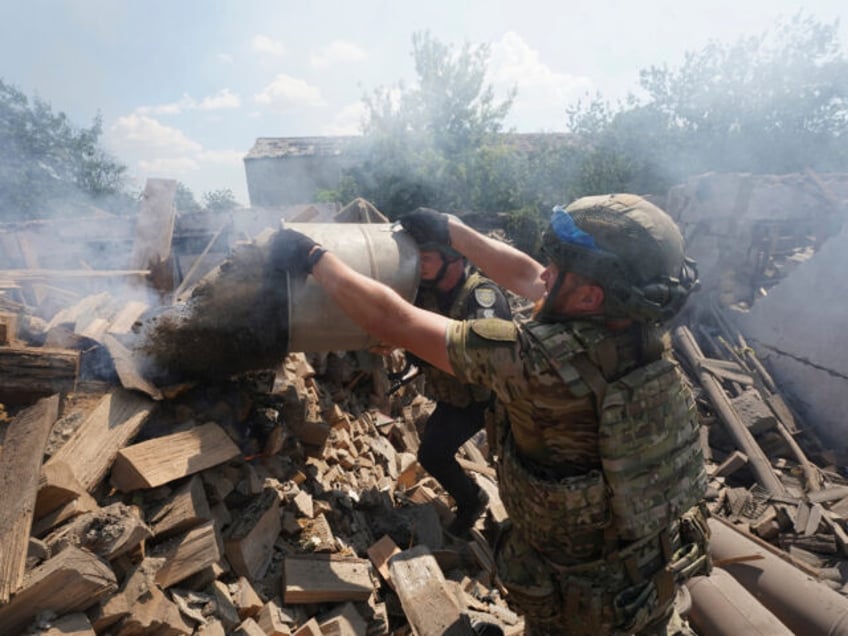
[
  {"left": 399, "top": 207, "right": 451, "bottom": 247},
  {"left": 267, "top": 228, "right": 326, "bottom": 277}
]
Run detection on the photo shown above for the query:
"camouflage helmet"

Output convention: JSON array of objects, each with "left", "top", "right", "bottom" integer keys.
[{"left": 541, "top": 194, "right": 699, "bottom": 323}]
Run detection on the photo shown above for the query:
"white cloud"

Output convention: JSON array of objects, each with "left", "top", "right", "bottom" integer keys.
[
  {"left": 252, "top": 34, "right": 286, "bottom": 57},
  {"left": 110, "top": 114, "right": 202, "bottom": 154},
  {"left": 311, "top": 40, "right": 367, "bottom": 69},
  {"left": 104, "top": 108, "right": 250, "bottom": 202},
  {"left": 136, "top": 94, "right": 196, "bottom": 116},
  {"left": 136, "top": 89, "right": 241, "bottom": 116},
  {"left": 254, "top": 74, "right": 326, "bottom": 110},
  {"left": 322, "top": 101, "right": 367, "bottom": 136},
  {"left": 198, "top": 89, "right": 240, "bottom": 110},
  {"left": 138, "top": 157, "right": 200, "bottom": 175},
  {"left": 489, "top": 31, "right": 594, "bottom": 130},
  {"left": 490, "top": 31, "right": 592, "bottom": 99},
  {"left": 217, "top": 52, "right": 234, "bottom": 64}
]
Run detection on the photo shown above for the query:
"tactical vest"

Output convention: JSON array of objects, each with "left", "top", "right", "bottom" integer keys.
[
  {"left": 491, "top": 320, "right": 709, "bottom": 633},
  {"left": 506, "top": 321, "right": 707, "bottom": 543},
  {"left": 417, "top": 271, "right": 494, "bottom": 407}
]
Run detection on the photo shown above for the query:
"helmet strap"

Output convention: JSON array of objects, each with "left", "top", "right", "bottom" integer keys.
[{"left": 537, "top": 269, "right": 567, "bottom": 321}]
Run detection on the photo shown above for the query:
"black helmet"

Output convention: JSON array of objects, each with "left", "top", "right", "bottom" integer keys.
[
  {"left": 417, "top": 242, "right": 463, "bottom": 261},
  {"left": 541, "top": 194, "right": 699, "bottom": 323}
]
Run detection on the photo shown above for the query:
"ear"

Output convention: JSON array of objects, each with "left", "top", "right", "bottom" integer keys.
[{"left": 575, "top": 284, "right": 605, "bottom": 312}]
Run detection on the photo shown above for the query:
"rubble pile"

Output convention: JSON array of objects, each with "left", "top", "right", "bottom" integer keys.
[
  {"left": 4, "top": 176, "right": 848, "bottom": 634},
  {"left": 0, "top": 301, "right": 520, "bottom": 635}
]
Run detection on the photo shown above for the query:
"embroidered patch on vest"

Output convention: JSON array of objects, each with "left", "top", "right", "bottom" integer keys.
[{"left": 474, "top": 287, "right": 497, "bottom": 308}]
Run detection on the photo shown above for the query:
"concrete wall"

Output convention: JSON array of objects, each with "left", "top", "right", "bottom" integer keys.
[
  {"left": 244, "top": 155, "right": 354, "bottom": 207},
  {"left": 664, "top": 172, "right": 848, "bottom": 451},
  {"left": 731, "top": 219, "right": 848, "bottom": 450}
]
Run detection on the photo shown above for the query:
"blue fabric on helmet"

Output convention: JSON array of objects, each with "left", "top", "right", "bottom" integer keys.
[{"left": 550, "top": 205, "right": 599, "bottom": 251}]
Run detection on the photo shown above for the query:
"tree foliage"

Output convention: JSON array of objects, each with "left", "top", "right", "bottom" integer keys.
[
  {"left": 175, "top": 181, "right": 202, "bottom": 213},
  {"left": 0, "top": 78, "right": 128, "bottom": 220},
  {"left": 566, "top": 12, "right": 848, "bottom": 194},
  {"left": 332, "top": 31, "right": 518, "bottom": 217},
  {"left": 202, "top": 188, "right": 240, "bottom": 212}
]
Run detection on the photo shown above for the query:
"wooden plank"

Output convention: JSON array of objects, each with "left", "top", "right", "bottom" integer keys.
[
  {"left": 256, "top": 601, "right": 293, "bottom": 636},
  {"left": 388, "top": 544, "right": 475, "bottom": 636},
  {"left": 31, "top": 490, "right": 99, "bottom": 538},
  {"left": 110, "top": 422, "right": 241, "bottom": 491},
  {"left": 235, "top": 618, "right": 266, "bottom": 636},
  {"left": 292, "top": 618, "right": 322, "bottom": 636},
  {"left": 35, "top": 459, "right": 87, "bottom": 518},
  {"left": 149, "top": 474, "right": 211, "bottom": 538},
  {"left": 106, "top": 299, "right": 149, "bottom": 335},
  {"left": 129, "top": 178, "right": 177, "bottom": 291},
  {"left": 225, "top": 488, "right": 282, "bottom": 579},
  {"left": 367, "top": 534, "right": 402, "bottom": 589},
  {"left": 713, "top": 450, "right": 749, "bottom": 478},
  {"left": 0, "top": 311, "right": 19, "bottom": 346},
  {"left": 0, "top": 546, "right": 117, "bottom": 636},
  {"left": 101, "top": 333, "right": 163, "bottom": 400},
  {"left": 46, "top": 388, "right": 154, "bottom": 492},
  {"left": 283, "top": 554, "right": 373, "bottom": 604},
  {"left": 476, "top": 476, "right": 507, "bottom": 524},
  {"left": 457, "top": 457, "right": 497, "bottom": 480},
  {"left": 45, "top": 291, "right": 111, "bottom": 332},
  {"left": 152, "top": 520, "right": 222, "bottom": 589},
  {"left": 233, "top": 576, "right": 264, "bottom": 620},
  {"left": 0, "top": 394, "right": 59, "bottom": 603},
  {"left": 92, "top": 561, "right": 193, "bottom": 634},
  {"left": 44, "top": 502, "right": 152, "bottom": 561},
  {"left": 0, "top": 346, "right": 79, "bottom": 397}
]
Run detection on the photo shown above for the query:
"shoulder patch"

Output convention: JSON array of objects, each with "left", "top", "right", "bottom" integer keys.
[
  {"left": 469, "top": 318, "right": 517, "bottom": 342},
  {"left": 473, "top": 287, "right": 497, "bottom": 308}
]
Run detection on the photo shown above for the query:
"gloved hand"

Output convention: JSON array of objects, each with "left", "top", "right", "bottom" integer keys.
[
  {"left": 267, "top": 228, "right": 326, "bottom": 277},
  {"left": 399, "top": 207, "right": 451, "bottom": 247}
]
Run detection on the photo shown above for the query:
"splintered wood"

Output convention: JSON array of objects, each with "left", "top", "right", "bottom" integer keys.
[
  {"left": 0, "top": 395, "right": 59, "bottom": 603},
  {"left": 6, "top": 186, "right": 848, "bottom": 634}
]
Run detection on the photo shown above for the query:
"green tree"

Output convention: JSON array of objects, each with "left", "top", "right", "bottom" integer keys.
[
  {"left": 566, "top": 13, "right": 848, "bottom": 193},
  {"left": 0, "top": 78, "right": 128, "bottom": 220},
  {"left": 202, "top": 188, "right": 239, "bottom": 212},
  {"left": 339, "top": 31, "right": 517, "bottom": 217},
  {"left": 175, "top": 181, "right": 202, "bottom": 213}
]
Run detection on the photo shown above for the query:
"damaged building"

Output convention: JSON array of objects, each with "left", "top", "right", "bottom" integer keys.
[{"left": 2, "top": 162, "right": 848, "bottom": 634}]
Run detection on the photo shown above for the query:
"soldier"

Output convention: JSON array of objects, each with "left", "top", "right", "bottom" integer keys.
[
  {"left": 407, "top": 212, "right": 511, "bottom": 538},
  {"left": 272, "top": 194, "right": 709, "bottom": 635}
]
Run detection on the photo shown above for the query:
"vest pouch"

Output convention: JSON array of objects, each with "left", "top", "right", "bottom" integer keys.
[
  {"left": 599, "top": 359, "right": 707, "bottom": 540},
  {"left": 498, "top": 435, "right": 610, "bottom": 551},
  {"left": 494, "top": 523, "right": 562, "bottom": 627}
]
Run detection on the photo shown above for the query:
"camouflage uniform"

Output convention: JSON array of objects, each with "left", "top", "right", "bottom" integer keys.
[
  {"left": 445, "top": 317, "right": 709, "bottom": 635},
  {"left": 414, "top": 269, "right": 511, "bottom": 528}
]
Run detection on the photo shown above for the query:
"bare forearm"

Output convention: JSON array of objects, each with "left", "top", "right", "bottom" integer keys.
[
  {"left": 311, "top": 252, "right": 453, "bottom": 373},
  {"left": 448, "top": 218, "right": 546, "bottom": 300}
]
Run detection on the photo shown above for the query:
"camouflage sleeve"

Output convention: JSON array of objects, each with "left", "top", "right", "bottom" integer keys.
[
  {"left": 446, "top": 318, "right": 527, "bottom": 402},
  {"left": 464, "top": 282, "right": 512, "bottom": 321}
]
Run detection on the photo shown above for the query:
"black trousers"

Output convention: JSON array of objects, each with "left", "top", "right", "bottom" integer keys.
[{"left": 417, "top": 400, "right": 488, "bottom": 513}]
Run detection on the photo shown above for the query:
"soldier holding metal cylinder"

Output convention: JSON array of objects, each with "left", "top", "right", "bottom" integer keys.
[
  {"left": 406, "top": 209, "right": 511, "bottom": 539},
  {"left": 271, "top": 194, "right": 709, "bottom": 635}
]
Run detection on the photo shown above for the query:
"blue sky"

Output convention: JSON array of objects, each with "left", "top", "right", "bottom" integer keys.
[{"left": 1, "top": 0, "right": 845, "bottom": 206}]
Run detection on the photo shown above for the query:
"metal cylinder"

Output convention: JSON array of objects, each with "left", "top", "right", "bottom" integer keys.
[
  {"left": 283, "top": 222, "right": 420, "bottom": 352},
  {"left": 708, "top": 517, "right": 848, "bottom": 635},
  {"left": 687, "top": 568, "right": 793, "bottom": 635},
  {"left": 132, "top": 222, "right": 419, "bottom": 384}
]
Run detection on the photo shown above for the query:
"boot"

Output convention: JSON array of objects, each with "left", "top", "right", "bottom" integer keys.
[{"left": 446, "top": 488, "right": 489, "bottom": 539}]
